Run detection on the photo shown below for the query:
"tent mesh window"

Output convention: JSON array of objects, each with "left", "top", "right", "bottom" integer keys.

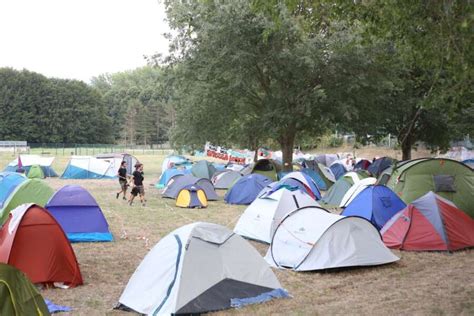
[{"left": 433, "top": 175, "right": 456, "bottom": 192}]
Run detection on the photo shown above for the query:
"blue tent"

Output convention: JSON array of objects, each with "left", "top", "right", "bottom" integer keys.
[
  {"left": 301, "top": 168, "right": 327, "bottom": 191},
  {"left": 156, "top": 168, "right": 191, "bottom": 189},
  {"left": 0, "top": 172, "right": 27, "bottom": 208},
  {"left": 329, "top": 163, "right": 346, "bottom": 180},
  {"left": 368, "top": 157, "right": 394, "bottom": 177},
  {"left": 463, "top": 159, "right": 474, "bottom": 169},
  {"left": 342, "top": 185, "right": 406, "bottom": 230},
  {"left": 224, "top": 174, "right": 272, "bottom": 205}
]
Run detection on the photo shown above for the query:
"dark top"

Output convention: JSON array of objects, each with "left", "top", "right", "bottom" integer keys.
[
  {"left": 133, "top": 170, "right": 144, "bottom": 186},
  {"left": 118, "top": 167, "right": 127, "bottom": 180}
]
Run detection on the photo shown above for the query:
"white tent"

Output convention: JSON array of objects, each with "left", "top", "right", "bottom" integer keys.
[
  {"left": 5, "top": 155, "right": 58, "bottom": 177},
  {"left": 61, "top": 154, "right": 138, "bottom": 179},
  {"left": 118, "top": 222, "right": 284, "bottom": 315},
  {"left": 265, "top": 207, "right": 399, "bottom": 271},
  {"left": 339, "top": 177, "right": 377, "bottom": 207},
  {"left": 234, "top": 188, "right": 320, "bottom": 243}
]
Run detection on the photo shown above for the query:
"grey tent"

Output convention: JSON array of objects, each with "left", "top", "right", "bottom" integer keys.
[
  {"left": 162, "top": 174, "right": 218, "bottom": 200},
  {"left": 118, "top": 222, "right": 286, "bottom": 315},
  {"left": 321, "top": 176, "right": 353, "bottom": 206},
  {"left": 191, "top": 160, "right": 217, "bottom": 180},
  {"left": 212, "top": 170, "right": 242, "bottom": 189},
  {"left": 314, "top": 154, "right": 339, "bottom": 167}
]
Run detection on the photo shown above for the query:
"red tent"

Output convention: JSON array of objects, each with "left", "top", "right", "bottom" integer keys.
[
  {"left": 0, "top": 204, "right": 83, "bottom": 286},
  {"left": 381, "top": 192, "right": 474, "bottom": 251}
]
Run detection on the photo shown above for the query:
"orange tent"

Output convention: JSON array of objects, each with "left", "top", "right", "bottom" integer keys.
[{"left": 0, "top": 204, "right": 83, "bottom": 286}]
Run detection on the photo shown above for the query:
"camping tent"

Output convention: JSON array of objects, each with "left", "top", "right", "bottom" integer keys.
[
  {"left": 342, "top": 185, "right": 407, "bottom": 230},
  {"left": 301, "top": 168, "right": 327, "bottom": 191},
  {"left": 0, "top": 179, "right": 54, "bottom": 224},
  {"left": 314, "top": 154, "right": 338, "bottom": 167},
  {"left": 118, "top": 222, "right": 286, "bottom": 315},
  {"left": 0, "top": 204, "right": 83, "bottom": 286},
  {"left": 329, "top": 162, "right": 347, "bottom": 180},
  {"left": 45, "top": 185, "right": 113, "bottom": 242},
  {"left": 161, "top": 155, "right": 191, "bottom": 175},
  {"left": 176, "top": 185, "right": 208, "bottom": 208},
  {"left": 339, "top": 177, "right": 377, "bottom": 208},
  {"left": 301, "top": 160, "right": 335, "bottom": 189},
  {"left": 368, "top": 157, "right": 394, "bottom": 177},
  {"left": 0, "top": 263, "right": 50, "bottom": 316},
  {"left": 320, "top": 172, "right": 368, "bottom": 207},
  {"left": 251, "top": 159, "right": 281, "bottom": 181},
  {"left": 162, "top": 174, "right": 218, "bottom": 200},
  {"left": 212, "top": 170, "right": 242, "bottom": 189},
  {"left": 0, "top": 172, "right": 26, "bottom": 208},
  {"left": 224, "top": 174, "right": 272, "bottom": 205},
  {"left": 381, "top": 192, "right": 474, "bottom": 251},
  {"left": 265, "top": 206, "right": 399, "bottom": 271},
  {"left": 4, "top": 155, "right": 58, "bottom": 177},
  {"left": 191, "top": 160, "right": 217, "bottom": 180},
  {"left": 62, "top": 153, "right": 139, "bottom": 179},
  {"left": 354, "top": 159, "right": 371, "bottom": 171},
  {"left": 277, "top": 172, "right": 321, "bottom": 200},
  {"left": 156, "top": 168, "right": 191, "bottom": 189},
  {"left": 234, "top": 188, "right": 320, "bottom": 243},
  {"left": 26, "top": 164, "right": 45, "bottom": 179},
  {"left": 463, "top": 159, "right": 474, "bottom": 169},
  {"left": 95, "top": 153, "right": 139, "bottom": 175},
  {"left": 386, "top": 158, "right": 474, "bottom": 218}
]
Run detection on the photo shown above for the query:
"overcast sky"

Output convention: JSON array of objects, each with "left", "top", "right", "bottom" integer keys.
[{"left": 0, "top": 0, "right": 170, "bottom": 82}]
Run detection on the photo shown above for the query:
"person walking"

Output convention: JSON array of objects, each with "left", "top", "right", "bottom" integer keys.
[
  {"left": 129, "top": 163, "right": 146, "bottom": 206},
  {"left": 116, "top": 161, "right": 129, "bottom": 200}
]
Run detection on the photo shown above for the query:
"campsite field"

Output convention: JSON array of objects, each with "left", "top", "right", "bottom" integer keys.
[{"left": 1, "top": 150, "right": 473, "bottom": 315}]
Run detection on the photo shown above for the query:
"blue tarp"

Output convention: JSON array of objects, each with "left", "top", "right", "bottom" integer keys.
[
  {"left": 342, "top": 185, "right": 406, "bottom": 230},
  {"left": 45, "top": 299, "right": 72, "bottom": 313},
  {"left": 225, "top": 174, "right": 272, "bottom": 205}
]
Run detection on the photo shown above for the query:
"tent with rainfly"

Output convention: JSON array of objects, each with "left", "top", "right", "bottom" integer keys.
[
  {"left": 0, "top": 263, "right": 50, "bottom": 316},
  {"left": 386, "top": 158, "right": 474, "bottom": 218},
  {"left": 45, "top": 185, "right": 113, "bottom": 242},
  {"left": 4, "top": 155, "right": 58, "bottom": 177},
  {"left": 0, "top": 172, "right": 26, "bottom": 208},
  {"left": 381, "top": 192, "right": 474, "bottom": 251},
  {"left": 176, "top": 185, "right": 208, "bottom": 208},
  {"left": 117, "top": 222, "right": 287, "bottom": 315},
  {"left": 0, "top": 204, "right": 83, "bottom": 286},
  {"left": 224, "top": 174, "right": 272, "bottom": 205},
  {"left": 156, "top": 168, "right": 192, "bottom": 189},
  {"left": 191, "top": 160, "right": 217, "bottom": 180},
  {"left": 368, "top": 157, "right": 395, "bottom": 178},
  {"left": 301, "top": 168, "right": 327, "bottom": 191},
  {"left": 234, "top": 188, "right": 320, "bottom": 243},
  {"left": 212, "top": 170, "right": 242, "bottom": 190},
  {"left": 251, "top": 159, "right": 281, "bottom": 181},
  {"left": 162, "top": 174, "right": 219, "bottom": 200},
  {"left": 329, "top": 162, "right": 347, "bottom": 180},
  {"left": 0, "top": 178, "right": 54, "bottom": 225},
  {"left": 342, "top": 185, "right": 407, "bottom": 230},
  {"left": 265, "top": 206, "right": 399, "bottom": 271}
]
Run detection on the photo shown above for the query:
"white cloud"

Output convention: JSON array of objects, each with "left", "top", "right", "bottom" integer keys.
[{"left": 0, "top": 0, "right": 170, "bottom": 82}]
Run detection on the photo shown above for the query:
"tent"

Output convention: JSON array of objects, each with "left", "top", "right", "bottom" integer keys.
[
  {"left": 0, "top": 263, "right": 50, "bottom": 316},
  {"left": 329, "top": 162, "right": 347, "bottom": 180},
  {"left": 265, "top": 206, "right": 399, "bottom": 271},
  {"left": 234, "top": 188, "right": 320, "bottom": 243},
  {"left": 224, "top": 174, "right": 272, "bottom": 205},
  {"left": 339, "top": 177, "right": 377, "bottom": 208},
  {"left": 176, "top": 185, "right": 208, "bottom": 208},
  {"left": 277, "top": 172, "right": 321, "bottom": 200},
  {"left": 342, "top": 185, "right": 407, "bottom": 230},
  {"left": 368, "top": 157, "right": 395, "bottom": 177},
  {"left": 26, "top": 164, "right": 45, "bottom": 179},
  {"left": 320, "top": 172, "right": 367, "bottom": 207},
  {"left": 251, "top": 159, "right": 281, "bottom": 181},
  {"left": 301, "top": 160, "right": 335, "bottom": 189},
  {"left": 45, "top": 185, "right": 113, "bottom": 242},
  {"left": 118, "top": 222, "right": 286, "bottom": 315},
  {"left": 381, "top": 192, "right": 474, "bottom": 251},
  {"left": 161, "top": 155, "right": 191, "bottom": 175},
  {"left": 354, "top": 159, "right": 371, "bottom": 171},
  {"left": 162, "top": 174, "right": 218, "bottom": 200},
  {"left": 0, "top": 204, "right": 83, "bottom": 286},
  {"left": 212, "top": 170, "right": 242, "bottom": 189},
  {"left": 4, "top": 155, "right": 58, "bottom": 177},
  {"left": 314, "top": 154, "right": 339, "bottom": 167},
  {"left": 386, "top": 158, "right": 474, "bottom": 218},
  {"left": 0, "top": 179, "right": 54, "bottom": 224},
  {"left": 62, "top": 153, "right": 139, "bottom": 179},
  {"left": 156, "top": 168, "right": 191, "bottom": 189},
  {"left": 0, "top": 172, "right": 26, "bottom": 208},
  {"left": 191, "top": 160, "right": 217, "bottom": 180},
  {"left": 463, "top": 159, "right": 474, "bottom": 169},
  {"left": 301, "top": 168, "right": 327, "bottom": 191}
]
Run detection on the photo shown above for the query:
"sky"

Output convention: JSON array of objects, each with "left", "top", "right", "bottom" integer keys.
[{"left": 0, "top": 0, "right": 170, "bottom": 82}]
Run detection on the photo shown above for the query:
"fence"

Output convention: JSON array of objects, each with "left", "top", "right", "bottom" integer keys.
[{"left": 25, "top": 143, "right": 174, "bottom": 156}]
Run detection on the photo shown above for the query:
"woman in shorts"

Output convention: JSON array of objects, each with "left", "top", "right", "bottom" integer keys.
[{"left": 129, "top": 163, "right": 146, "bottom": 206}]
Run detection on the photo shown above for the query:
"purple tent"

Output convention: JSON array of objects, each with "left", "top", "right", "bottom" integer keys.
[{"left": 45, "top": 185, "right": 113, "bottom": 242}]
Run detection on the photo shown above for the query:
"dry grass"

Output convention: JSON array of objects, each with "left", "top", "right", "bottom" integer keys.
[{"left": 0, "top": 150, "right": 473, "bottom": 316}]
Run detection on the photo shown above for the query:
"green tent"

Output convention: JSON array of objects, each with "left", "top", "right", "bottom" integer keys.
[
  {"left": 386, "top": 158, "right": 474, "bottom": 218},
  {"left": 27, "top": 165, "right": 45, "bottom": 179},
  {"left": 0, "top": 263, "right": 50, "bottom": 316},
  {"left": 0, "top": 179, "right": 54, "bottom": 224},
  {"left": 320, "top": 171, "right": 369, "bottom": 207},
  {"left": 251, "top": 159, "right": 281, "bottom": 181},
  {"left": 191, "top": 160, "right": 217, "bottom": 180}
]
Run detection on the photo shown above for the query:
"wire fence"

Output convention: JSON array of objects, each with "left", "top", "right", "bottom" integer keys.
[{"left": 19, "top": 143, "right": 174, "bottom": 156}]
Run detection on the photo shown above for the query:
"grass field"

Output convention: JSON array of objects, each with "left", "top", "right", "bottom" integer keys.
[{"left": 1, "top": 150, "right": 473, "bottom": 315}]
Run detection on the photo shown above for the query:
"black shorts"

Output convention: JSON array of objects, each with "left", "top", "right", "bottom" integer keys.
[{"left": 131, "top": 185, "right": 144, "bottom": 196}]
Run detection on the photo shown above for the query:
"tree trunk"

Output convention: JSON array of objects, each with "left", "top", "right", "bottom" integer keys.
[
  {"left": 401, "top": 138, "right": 412, "bottom": 160},
  {"left": 280, "top": 129, "right": 296, "bottom": 172}
]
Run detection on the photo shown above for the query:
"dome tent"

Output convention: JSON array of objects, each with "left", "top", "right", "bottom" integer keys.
[
  {"left": 211, "top": 170, "right": 242, "bottom": 190},
  {"left": 224, "top": 174, "right": 272, "bottom": 205},
  {"left": 117, "top": 222, "right": 287, "bottom": 315},
  {"left": 265, "top": 206, "right": 399, "bottom": 271},
  {"left": 0, "top": 172, "right": 26, "bottom": 208},
  {"left": 26, "top": 164, "right": 45, "bottom": 179},
  {"left": 4, "top": 155, "right": 58, "bottom": 177},
  {"left": 162, "top": 174, "right": 218, "bottom": 200},
  {"left": 191, "top": 160, "right": 217, "bottom": 180},
  {"left": 176, "top": 185, "right": 208, "bottom": 208},
  {"left": 45, "top": 185, "right": 113, "bottom": 242}
]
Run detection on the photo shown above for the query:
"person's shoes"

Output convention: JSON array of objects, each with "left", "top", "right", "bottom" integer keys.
[
  {"left": 116, "top": 193, "right": 120, "bottom": 199},
  {"left": 142, "top": 203, "right": 146, "bottom": 207},
  {"left": 123, "top": 197, "right": 126, "bottom": 200},
  {"left": 129, "top": 201, "right": 133, "bottom": 206}
]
